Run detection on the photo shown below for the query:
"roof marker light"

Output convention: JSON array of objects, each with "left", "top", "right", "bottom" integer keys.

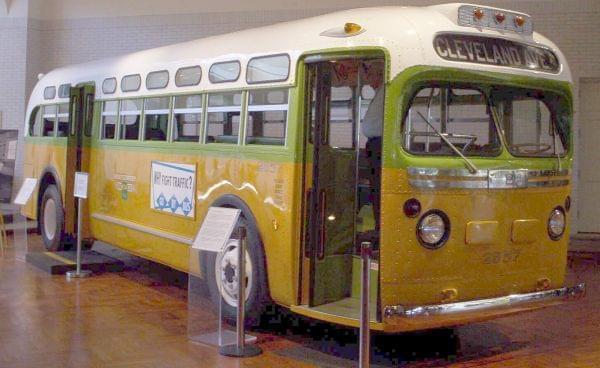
[
  {"left": 495, "top": 12, "right": 506, "bottom": 24},
  {"left": 344, "top": 22, "right": 362, "bottom": 35},
  {"left": 514, "top": 15, "right": 525, "bottom": 27},
  {"left": 473, "top": 8, "right": 485, "bottom": 21}
]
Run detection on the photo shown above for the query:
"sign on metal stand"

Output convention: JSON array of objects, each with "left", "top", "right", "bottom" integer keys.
[
  {"left": 66, "top": 172, "right": 91, "bottom": 279},
  {"left": 359, "top": 241, "right": 372, "bottom": 368},
  {"left": 219, "top": 226, "right": 262, "bottom": 357},
  {"left": 189, "top": 207, "right": 261, "bottom": 357}
]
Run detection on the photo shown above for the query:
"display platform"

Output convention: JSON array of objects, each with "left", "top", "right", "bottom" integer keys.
[{"left": 26, "top": 249, "right": 124, "bottom": 275}]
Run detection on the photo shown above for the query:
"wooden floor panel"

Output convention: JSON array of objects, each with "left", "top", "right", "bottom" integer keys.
[{"left": 0, "top": 235, "right": 598, "bottom": 367}]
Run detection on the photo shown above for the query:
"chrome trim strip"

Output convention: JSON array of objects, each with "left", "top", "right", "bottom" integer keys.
[
  {"left": 384, "top": 282, "right": 585, "bottom": 318},
  {"left": 408, "top": 168, "right": 571, "bottom": 189},
  {"left": 91, "top": 213, "right": 193, "bottom": 245}
]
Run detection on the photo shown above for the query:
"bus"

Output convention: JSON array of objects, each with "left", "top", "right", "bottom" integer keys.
[{"left": 22, "top": 3, "right": 585, "bottom": 332}]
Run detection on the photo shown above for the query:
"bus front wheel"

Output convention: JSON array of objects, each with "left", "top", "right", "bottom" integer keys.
[
  {"left": 40, "top": 185, "right": 65, "bottom": 251},
  {"left": 203, "top": 216, "right": 269, "bottom": 327}
]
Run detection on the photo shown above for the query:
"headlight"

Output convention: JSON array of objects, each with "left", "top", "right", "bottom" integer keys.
[
  {"left": 417, "top": 210, "right": 450, "bottom": 249},
  {"left": 548, "top": 207, "right": 566, "bottom": 240}
]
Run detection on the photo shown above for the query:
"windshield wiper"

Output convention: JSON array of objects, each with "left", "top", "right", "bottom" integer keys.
[{"left": 416, "top": 111, "right": 479, "bottom": 174}]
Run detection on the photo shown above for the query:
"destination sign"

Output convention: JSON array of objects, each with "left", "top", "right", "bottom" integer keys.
[{"left": 434, "top": 34, "right": 560, "bottom": 74}]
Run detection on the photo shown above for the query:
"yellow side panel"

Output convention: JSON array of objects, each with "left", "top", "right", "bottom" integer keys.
[{"left": 87, "top": 146, "right": 302, "bottom": 307}]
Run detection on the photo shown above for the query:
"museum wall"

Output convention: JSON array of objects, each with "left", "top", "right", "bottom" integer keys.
[{"left": 1, "top": 0, "right": 599, "bottom": 230}]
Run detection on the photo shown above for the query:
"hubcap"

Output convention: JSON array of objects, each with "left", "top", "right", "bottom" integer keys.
[
  {"left": 43, "top": 198, "right": 57, "bottom": 241},
  {"left": 215, "top": 242, "right": 253, "bottom": 307}
]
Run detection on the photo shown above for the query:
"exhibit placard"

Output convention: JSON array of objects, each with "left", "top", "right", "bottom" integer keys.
[
  {"left": 13, "top": 178, "right": 37, "bottom": 205},
  {"left": 192, "top": 207, "right": 241, "bottom": 252},
  {"left": 151, "top": 161, "right": 196, "bottom": 217},
  {"left": 74, "top": 172, "right": 89, "bottom": 199}
]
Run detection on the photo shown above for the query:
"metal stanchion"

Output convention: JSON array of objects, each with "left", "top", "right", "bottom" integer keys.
[
  {"left": 359, "top": 241, "right": 371, "bottom": 368},
  {"left": 219, "top": 226, "right": 262, "bottom": 357},
  {"left": 66, "top": 197, "right": 91, "bottom": 279}
]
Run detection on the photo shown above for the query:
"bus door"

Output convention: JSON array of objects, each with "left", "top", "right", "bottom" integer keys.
[
  {"left": 304, "top": 58, "right": 384, "bottom": 307},
  {"left": 63, "top": 83, "right": 95, "bottom": 239}
]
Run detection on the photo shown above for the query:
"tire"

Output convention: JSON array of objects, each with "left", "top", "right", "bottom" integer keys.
[
  {"left": 40, "top": 185, "right": 65, "bottom": 251},
  {"left": 203, "top": 215, "right": 269, "bottom": 327}
]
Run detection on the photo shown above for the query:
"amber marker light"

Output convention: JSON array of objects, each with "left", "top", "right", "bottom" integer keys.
[
  {"left": 514, "top": 15, "right": 525, "bottom": 27},
  {"left": 473, "top": 8, "right": 485, "bottom": 21},
  {"left": 495, "top": 12, "right": 506, "bottom": 24},
  {"left": 344, "top": 22, "right": 362, "bottom": 35}
]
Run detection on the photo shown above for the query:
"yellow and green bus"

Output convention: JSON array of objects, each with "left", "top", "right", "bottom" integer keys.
[{"left": 22, "top": 4, "right": 584, "bottom": 332}]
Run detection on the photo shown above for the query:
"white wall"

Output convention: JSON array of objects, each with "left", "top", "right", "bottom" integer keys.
[{"left": 2, "top": 0, "right": 599, "bottom": 232}]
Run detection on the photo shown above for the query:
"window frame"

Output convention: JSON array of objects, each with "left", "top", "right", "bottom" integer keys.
[
  {"left": 41, "top": 104, "right": 58, "bottom": 137},
  {"left": 58, "top": 84, "right": 71, "bottom": 99},
  {"left": 205, "top": 90, "right": 244, "bottom": 144},
  {"left": 401, "top": 83, "right": 503, "bottom": 158},
  {"left": 209, "top": 60, "right": 241, "bottom": 84},
  {"left": 146, "top": 70, "right": 170, "bottom": 90},
  {"left": 28, "top": 106, "right": 42, "bottom": 137},
  {"left": 102, "top": 77, "right": 117, "bottom": 94},
  {"left": 118, "top": 97, "right": 143, "bottom": 141},
  {"left": 244, "top": 88, "right": 289, "bottom": 146},
  {"left": 142, "top": 96, "right": 171, "bottom": 142},
  {"left": 121, "top": 74, "right": 142, "bottom": 93},
  {"left": 44, "top": 86, "right": 56, "bottom": 100},
  {"left": 246, "top": 53, "right": 291, "bottom": 85},
  {"left": 101, "top": 99, "right": 120, "bottom": 140},
  {"left": 175, "top": 66, "right": 202, "bottom": 87},
  {"left": 171, "top": 94, "right": 205, "bottom": 144}
]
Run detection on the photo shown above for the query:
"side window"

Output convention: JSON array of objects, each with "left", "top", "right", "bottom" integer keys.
[
  {"left": 209, "top": 61, "right": 241, "bottom": 83},
  {"left": 120, "top": 99, "right": 142, "bottom": 140},
  {"left": 144, "top": 97, "right": 170, "bottom": 141},
  {"left": 246, "top": 54, "right": 290, "bottom": 84},
  {"left": 175, "top": 66, "right": 201, "bottom": 87},
  {"left": 146, "top": 70, "right": 169, "bottom": 90},
  {"left": 246, "top": 89, "right": 288, "bottom": 145},
  {"left": 58, "top": 84, "right": 70, "bottom": 99},
  {"left": 28, "top": 106, "right": 42, "bottom": 136},
  {"left": 42, "top": 105, "right": 57, "bottom": 137},
  {"left": 57, "top": 103, "right": 69, "bottom": 137},
  {"left": 206, "top": 92, "right": 242, "bottom": 144},
  {"left": 101, "top": 100, "right": 118, "bottom": 139},
  {"left": 121, "top": 74, "right": 141, "bottom": 92},
  {"left": 102, "top": 78, "right": 117, "bottom": 94},
  {"left": 173, "top": 95, "right": 202, "bottom": 142},
  {"left": 328, "top": 86, "right": 356, "bottom": 149},
  {"left": 44, "top": 86, "right": 56, "bottom": 100}
]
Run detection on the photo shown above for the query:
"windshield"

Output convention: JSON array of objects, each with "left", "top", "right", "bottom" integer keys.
[
  {"left": 402, "top": 84, "right": 570, "bottom": 158},
  {"left": 403, "top": 86, "right": 501, "bottom": 156},
  {"left": 491, "top": 87, "right": 568, "bottom": 157}
]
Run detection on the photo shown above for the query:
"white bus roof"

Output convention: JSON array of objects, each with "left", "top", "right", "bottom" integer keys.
[{"left": 26, "top": 3, "right": 572, "bottom": 121}]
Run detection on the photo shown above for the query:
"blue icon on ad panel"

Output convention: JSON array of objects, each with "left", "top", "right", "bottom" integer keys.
[
  {"left": 181, "top": 197, "right": 192, "bottom": 216},
  {"left": 156, "top": 193, "right": 167, "bottom": 209},
  {"left": 169, "top": 195, "right": 179, "bottom": 213}
]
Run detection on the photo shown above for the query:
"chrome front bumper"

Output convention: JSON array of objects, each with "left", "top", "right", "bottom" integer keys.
[{"left": 384, "top": 282, "right": 586, "bottom": 318}]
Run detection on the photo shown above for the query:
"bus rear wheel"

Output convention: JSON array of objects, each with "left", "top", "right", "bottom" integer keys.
[
  {"left": 203, "top": 216, "right": 269, "bottom": 327},
  {"left": 40, "top": 185, "right": 65, "bottom": 251}
]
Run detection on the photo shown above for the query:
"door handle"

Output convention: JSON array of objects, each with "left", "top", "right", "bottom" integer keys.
[{"left": 318, "top": 189, "right": 326, "bottom": 259}]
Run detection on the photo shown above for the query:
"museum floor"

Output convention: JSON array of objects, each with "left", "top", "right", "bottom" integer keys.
[{"left": 0, "top": 236, "right": 598, "bottom": 368}]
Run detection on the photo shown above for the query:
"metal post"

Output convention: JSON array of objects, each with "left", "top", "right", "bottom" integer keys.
[
  {"left": 236, "top": 226, "right": 246, "bottom": 350},
  {"left": 66, "top": 197, "right": 91, "bottom": 279},
  {"left": 359, "top": 241, "right": 371, "bottom": 368},
  {"left": 219, "top": 226, "right": 262, "bottom": 357}
]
